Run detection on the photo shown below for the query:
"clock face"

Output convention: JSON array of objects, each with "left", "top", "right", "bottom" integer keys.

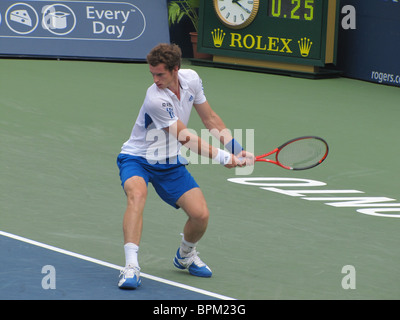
[{"left": 213, "top": 0, "right": 260, "bottom": 29}]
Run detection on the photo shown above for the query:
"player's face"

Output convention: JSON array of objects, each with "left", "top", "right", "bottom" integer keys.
[{"left": 149, "top": 63, "right": 178, "bottom": 90}]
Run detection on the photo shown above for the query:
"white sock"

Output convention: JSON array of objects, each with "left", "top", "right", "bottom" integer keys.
[
  {"left": 124, "top": 242, "right": 139, "bottom": 269},
  {"left": 180, "top": 235, "right": 197, "bottom": 257}
]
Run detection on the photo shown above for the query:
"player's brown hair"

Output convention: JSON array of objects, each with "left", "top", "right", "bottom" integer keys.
[{"left": 146, "top": 43, "right": 182, "bottom": 71}]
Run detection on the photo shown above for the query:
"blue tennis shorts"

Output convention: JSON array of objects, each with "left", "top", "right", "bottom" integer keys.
[{"left": 116, "top": 153, "right": 199, "bottom": 209}]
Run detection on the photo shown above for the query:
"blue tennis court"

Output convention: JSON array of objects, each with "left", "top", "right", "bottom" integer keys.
[{"left": 0, "top": 231, "right": 230, "bottom": 300}]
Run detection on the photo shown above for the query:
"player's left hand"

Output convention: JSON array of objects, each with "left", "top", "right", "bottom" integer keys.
[{"left": 237, "top": 150, "right": 255, "bottom": 166}]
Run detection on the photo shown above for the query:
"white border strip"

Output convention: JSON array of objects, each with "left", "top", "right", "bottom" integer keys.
[{"left": 0, "top": 230, "right": 235, "bottom": 300}]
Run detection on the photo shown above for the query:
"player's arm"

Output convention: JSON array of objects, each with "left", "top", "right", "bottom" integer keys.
[
  {"left": 194, "top": 101, "right": 232, "bottom": 145},
  {"left": 164, "top": 119, "right": 242, "bottom": 168},
  {"left": 194, "top": 101, "right": 254, "bottom": 165}
]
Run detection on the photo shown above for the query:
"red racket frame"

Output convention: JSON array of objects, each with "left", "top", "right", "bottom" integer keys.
[{"left": 254, "top": 136, "right": 329, "bottom": 170}]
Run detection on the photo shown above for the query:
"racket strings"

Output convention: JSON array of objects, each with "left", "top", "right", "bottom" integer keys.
[{"left": 277, "top": 138, "right": 327, "bottom": 170}]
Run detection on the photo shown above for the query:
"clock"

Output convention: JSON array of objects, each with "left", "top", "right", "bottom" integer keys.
[{"left": 213, "top": 0, "right": 260, "bottom": 29}]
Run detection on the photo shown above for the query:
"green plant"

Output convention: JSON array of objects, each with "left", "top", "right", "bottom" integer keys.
[{"left": 168, "top": 0, "right": 200, "bottom": 33}]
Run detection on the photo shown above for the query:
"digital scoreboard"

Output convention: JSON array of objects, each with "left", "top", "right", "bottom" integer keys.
[{"left": 197, "top": 0, "right": 340, "bottom": 74}]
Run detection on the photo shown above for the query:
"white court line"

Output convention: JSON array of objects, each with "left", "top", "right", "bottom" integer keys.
[{"left": 0, "top": 230, "right": 235, "bottom": 300}]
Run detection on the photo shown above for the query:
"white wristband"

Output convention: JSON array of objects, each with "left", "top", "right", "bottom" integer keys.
[{"left": 213, "top": 148, "right": 232, "bottom": 165}]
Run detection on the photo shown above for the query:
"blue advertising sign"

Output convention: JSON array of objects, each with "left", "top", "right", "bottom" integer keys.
[
  {"left": 0, "top": 0, "right": 170, "bottom": 60},
  {"left": 337, "top": 0, "right": 400, "bottom": 87}
]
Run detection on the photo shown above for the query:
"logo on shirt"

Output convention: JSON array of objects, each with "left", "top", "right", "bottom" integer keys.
[
  {"left": 189, "top": 95, "right": 194, "bottom": 102},
  {"left": 162, "top": 102, "right": 175, "bottom": 119},
  {"left": 166, "top": 107, "right": 175, "bottom": 119}
]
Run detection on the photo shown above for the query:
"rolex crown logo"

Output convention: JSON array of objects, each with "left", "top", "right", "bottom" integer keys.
[
  {"left": 298, "top": 37, "right": 313, "bottom": 57},
  {"left": 211, "top": 28, "right": 225, "bottom": 48}
]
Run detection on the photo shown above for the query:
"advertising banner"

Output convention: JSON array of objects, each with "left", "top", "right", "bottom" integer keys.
[
  {"left": 0, "top": 0, "right": 170, "bottom": 61},
  {"left": 198, "top": 0, "right": 340, "bottom": 67},
  {"left": 337, "top": 0, "right": 400, "bottom": 87}
]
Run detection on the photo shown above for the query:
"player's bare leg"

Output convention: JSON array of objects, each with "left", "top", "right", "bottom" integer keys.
[
  {"left": 122, "top": 176, "right": 147, "bottom": 245},
  {"left": 173, "top": 188, "right": 212, "bottom": 277},
  {"left": 118, "top": 176, "right": 147, "bottom": 289}
]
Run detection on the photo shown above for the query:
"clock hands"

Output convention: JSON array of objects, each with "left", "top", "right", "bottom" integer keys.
[
  {"left": 215, "top": 0, "right": 258, "bottom": 28},
  {"left": 232, "top": 0, "right": 251, "bottom": 14}
]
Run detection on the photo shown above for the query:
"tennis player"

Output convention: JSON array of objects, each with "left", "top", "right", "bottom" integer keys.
[{"left": 117, "top": 43, "right": 254, "bottom": 289}]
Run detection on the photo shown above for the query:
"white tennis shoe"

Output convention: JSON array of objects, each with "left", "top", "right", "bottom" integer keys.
[
  {"left": 173, "top": 248, "right": 212, "bottom": 278},
  {"left": 118, "top": 265, "right": 141, "bottom": 289}
]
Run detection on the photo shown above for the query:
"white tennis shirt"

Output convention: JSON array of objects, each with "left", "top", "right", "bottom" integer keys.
[{"left": 120, "top": 69, "right": 207, "bottom": 162}]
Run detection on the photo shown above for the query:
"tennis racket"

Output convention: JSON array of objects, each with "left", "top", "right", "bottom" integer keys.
[{"left": 249, "top": 136, "right": 329, "bottom": 170}]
